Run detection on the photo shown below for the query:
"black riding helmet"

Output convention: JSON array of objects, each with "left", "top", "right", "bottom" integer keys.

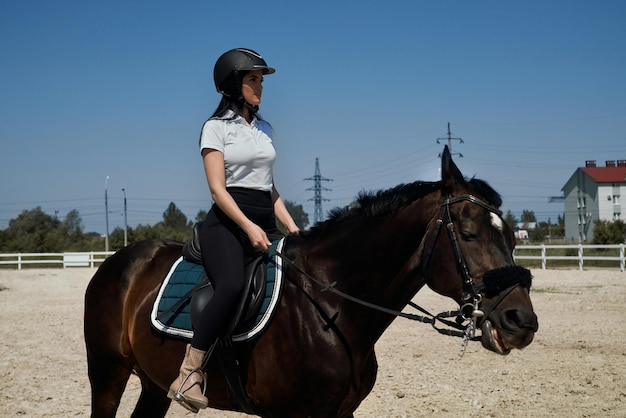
[{"left": 213, "top": 48, "right": 275, "bottom": 97}]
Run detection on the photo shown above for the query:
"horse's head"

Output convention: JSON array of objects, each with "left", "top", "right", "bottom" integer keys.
[{"left": 422, "top": 146, "right": 538, "bottom": 355}]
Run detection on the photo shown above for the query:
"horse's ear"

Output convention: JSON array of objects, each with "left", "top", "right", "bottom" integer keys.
[{"left": 441, "top": 145, "right": 465, "bottom": 190}]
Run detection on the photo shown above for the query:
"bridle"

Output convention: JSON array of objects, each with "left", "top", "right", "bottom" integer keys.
[
  {"left": 420, "top": 193, "right": 532, "bottom": 354},
  {"left": 273, "top": 192, "right": 532, "bottom": 356},
  {"left": 421, "top": 194, "right": 504, "bottom": 319}
]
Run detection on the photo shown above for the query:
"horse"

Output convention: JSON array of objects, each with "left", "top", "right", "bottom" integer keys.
[{"left": 84, "top": 146, "right": 538, "bottom": 417}]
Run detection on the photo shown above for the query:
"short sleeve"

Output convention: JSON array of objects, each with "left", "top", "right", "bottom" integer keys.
[{"left": 199, "top": 119, "right": 226, "bottom": 153}]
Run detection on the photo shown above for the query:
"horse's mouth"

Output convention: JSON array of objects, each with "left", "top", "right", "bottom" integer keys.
[{"left": 481, "top": 320, "right": 511, "bottom": 355}]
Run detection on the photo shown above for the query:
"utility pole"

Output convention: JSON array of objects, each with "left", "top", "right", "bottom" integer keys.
[
  {"left": 122, "top": 188, "right": 128, "bottom": 247},
  {"left": 437, "top": 122, "right": 464, "bottom": 157},
  {"left": 305, "top": 158, "right": 333, "bottom": 225},
  {"left": 104, "top": 176, "right": 110, "bottom": 252}
]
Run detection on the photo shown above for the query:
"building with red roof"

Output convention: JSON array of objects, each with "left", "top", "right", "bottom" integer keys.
[{"left": 562, "top": 160, "right": 626, "bottom": 242}]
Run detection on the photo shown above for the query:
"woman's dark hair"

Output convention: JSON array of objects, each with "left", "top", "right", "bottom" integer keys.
[
  {"left": 209, "top": 70, "right": 264, "bottom": 121},
  {"left": 210, "top": 95, "right": 242, "bottom": 120}
]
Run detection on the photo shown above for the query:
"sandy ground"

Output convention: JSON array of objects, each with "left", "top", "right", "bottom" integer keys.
[{"left": 1, "top": 267, "right": 625, "bottom": 417}]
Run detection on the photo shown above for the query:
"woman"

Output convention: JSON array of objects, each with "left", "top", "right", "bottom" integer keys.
[{"left": 168, "top": 48, "right": 300, "bottom": 412}]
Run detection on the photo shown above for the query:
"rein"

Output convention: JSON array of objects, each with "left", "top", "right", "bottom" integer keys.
[
  {"left": 272, "top": 193, "right": 530, "bottom": 356},
  {"left": 273, "top": 249, "right": 468, "bottom": 338}
]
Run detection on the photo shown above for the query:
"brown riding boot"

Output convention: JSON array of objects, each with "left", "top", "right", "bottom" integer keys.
[{"left": 168, "top": 344, "right": 209, "bottom": 412}]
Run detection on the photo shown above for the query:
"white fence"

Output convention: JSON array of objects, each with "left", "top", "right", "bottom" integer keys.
[
  {"left": 0, "top": 251, "right": 115, "bottom": 270},
  {"left": 0, "top": 244, "right": 624, "bottom": 272},
  {"left": 513, "top": 244, "right": 625, "bottom": 272}
]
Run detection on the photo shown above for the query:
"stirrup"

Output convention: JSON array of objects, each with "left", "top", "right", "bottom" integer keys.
[
  {"left": 174, "top": 368, "right": 207, "bottom": 410},
  {"left": 177, "top": 367, "right": 207, "bottom": 394},
  {"left": 172, "top": 393, "right": 200, "bottom": 413}
]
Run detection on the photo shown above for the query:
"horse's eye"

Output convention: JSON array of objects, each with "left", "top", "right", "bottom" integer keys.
[{"left": 461, "top": 230, "right": 478, "bottom": 241}]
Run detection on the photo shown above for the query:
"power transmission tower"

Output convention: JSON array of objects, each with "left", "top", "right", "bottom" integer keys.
[
  {"left": 305, "top": 157, "right": 333, "bottom": 225},
  {"left": 437, "top": 122, "right": 464, "bottom": 157}
]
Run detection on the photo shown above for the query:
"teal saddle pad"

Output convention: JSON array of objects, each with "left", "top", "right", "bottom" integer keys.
[{"left": 150, "top": 238, "right": 284, "bottom": 342}]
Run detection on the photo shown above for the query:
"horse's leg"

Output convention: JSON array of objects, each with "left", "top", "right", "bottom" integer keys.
[
  {"left": 131, "top": 370, "right": 171, "bottom": 418},
  {"left": 85, "top": 271, "right": 136, "bottom": 417},
  {"left": 87, "top": 356, "right": 133, "bottom": 418}
]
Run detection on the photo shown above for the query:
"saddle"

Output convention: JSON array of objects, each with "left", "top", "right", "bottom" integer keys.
[
  {"left": 181, "top": 222, "right": 273, "bottom": 338},
  {"left": 181, "top": 222, "right": 203, "bottom": 262}
]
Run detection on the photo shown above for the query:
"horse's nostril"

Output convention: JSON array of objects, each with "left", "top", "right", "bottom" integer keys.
[
  {"left": 504, "top": 309, "right": 538, "bottom": 332},
  {"left": 505, "top": 309, "right": 521, "bottom": 324}
]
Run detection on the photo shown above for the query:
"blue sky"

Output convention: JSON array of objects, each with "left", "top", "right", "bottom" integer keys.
[{"left": 1, "top": 1, "right": 624, "bottom": 233}]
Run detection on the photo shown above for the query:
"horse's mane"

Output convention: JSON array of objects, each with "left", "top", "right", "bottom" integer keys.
[{"left": 302, "top": 177, "right": 501, "bottom": 238}]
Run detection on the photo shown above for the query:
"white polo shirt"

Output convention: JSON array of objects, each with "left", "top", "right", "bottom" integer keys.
[{"left": 200, "top": 111, "right": 276, "bottom": 192}]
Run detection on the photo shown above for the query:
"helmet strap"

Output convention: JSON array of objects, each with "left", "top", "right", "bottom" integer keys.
[{"left": 243, "top": 101, "right": 259, "bottom": 116}]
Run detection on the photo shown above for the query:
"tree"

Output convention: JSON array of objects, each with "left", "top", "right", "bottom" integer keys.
[
  {"left": 2, "top": 207, "right": 62, "bottom": 252},
  {"left": 554, "top": 215, "right": 565, "bottom": 237},
  {"left": 109, "top": 226, "right": 133, "bottom": 250},
  {"left": 504, "top": 210, "right": 518, "bottom": 230},
  {"left": 522, "top": 214, "right": 567, "bottom": 243},
  {"left": 0, "top": 199, "right": 310, "bottom": 253},
  {"left": 195, "top": 210, "right": 208, "bottom": 224},
  {"left": 133, "top": 223, "right": 163, "bottom": 242},
  {"left": 593, "top": 219, "right": 626, "bottom": 244},
  {"left": 278, "top": 201, "right": 309, "bottom": 233},
  {"left": 520, "top": 210, "right": 536, "bottom": 225},
  {"left": 62, "top": 209, "right": 83, "bottom": 237},
  {"left": 528, "top": 221, "right": 550, "bottom": 242},
  {"left": 546, "top": 216, "right": 565, "bottom": 239},
  {"left": 162, "top": 202, "right": 189, "bottom": 230},
  {"left": 148, "top": 203, "right": 193, "bottom": 242},
  {"left": 61, "top": 209, "right": 87, "bottom": 250}
]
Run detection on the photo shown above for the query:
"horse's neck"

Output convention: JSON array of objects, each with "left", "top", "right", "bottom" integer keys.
[{"left": 294, "top": 209, "right": 432, "bottom": 339}]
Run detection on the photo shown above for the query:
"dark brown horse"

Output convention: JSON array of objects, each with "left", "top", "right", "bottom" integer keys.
[{"left": 84, "top": 147, "right": 537, "bottom": 417}]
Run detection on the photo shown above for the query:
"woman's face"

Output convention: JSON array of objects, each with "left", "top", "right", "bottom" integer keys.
[{"left": 241, "top": 70, "right": 264, "bottom": 106}]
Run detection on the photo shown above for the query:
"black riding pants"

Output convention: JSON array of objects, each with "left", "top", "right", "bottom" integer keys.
[{"left": 191, "top": 188, "right": 278, "bottom": 351}]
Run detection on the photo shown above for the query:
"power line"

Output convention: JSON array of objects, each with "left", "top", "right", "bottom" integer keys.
[
  {"left": 304, "top": 158, "right": 333, "bottom": 225},
  {"left": 437, "top": 122, "right": 464, "bottom": 158}
]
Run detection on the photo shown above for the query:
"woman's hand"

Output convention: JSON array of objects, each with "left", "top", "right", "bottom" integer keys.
[{"left": 244, "top": 223, "right": 272, "bottom": 251}]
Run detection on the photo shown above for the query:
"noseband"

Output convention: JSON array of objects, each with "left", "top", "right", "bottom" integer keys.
[{"left": 420, "top": 194, "right": 532, "bottom": 351}]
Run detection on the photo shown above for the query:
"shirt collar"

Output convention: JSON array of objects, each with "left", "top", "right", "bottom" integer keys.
[{"left": 222, "top": 109, "right": 258, "bottom": 126}]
